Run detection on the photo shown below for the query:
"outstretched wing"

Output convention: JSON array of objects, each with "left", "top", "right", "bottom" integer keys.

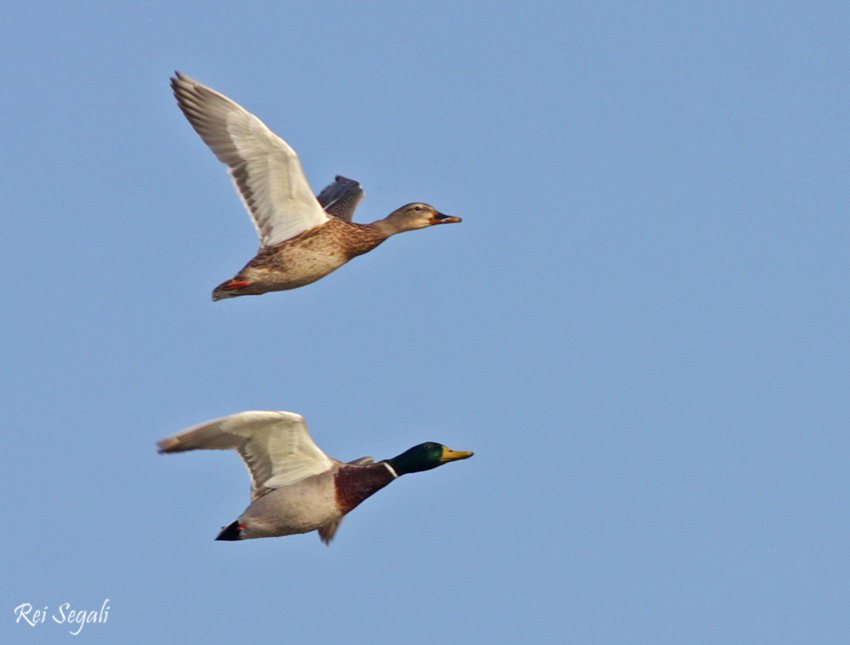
[
  {"left": 158, "top": 410, "right": 335, "bottom": 501},
  {"left": 171, "top": 72, "right": 330, "bottom": 248},
  {"left": 316, "top": 176, "right": 365, "bottom": 222}
]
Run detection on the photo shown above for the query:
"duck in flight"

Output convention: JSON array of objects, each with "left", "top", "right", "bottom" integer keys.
[
  {"left": 171, "top": 72, "right": 461, "bottom": 300},
  {"left": 157, "top": 410, "right": 473, "bottom": 543}
]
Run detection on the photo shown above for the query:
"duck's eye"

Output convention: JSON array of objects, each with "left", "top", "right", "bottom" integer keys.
[{"left": 414, "top": 205, "right": 422, "bottom": 212}]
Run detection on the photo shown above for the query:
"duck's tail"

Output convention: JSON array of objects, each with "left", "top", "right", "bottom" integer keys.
[
  {"left": 211, "top": 279, "right": 252, "bottom": 301},
  {"left": 216, "top": 521, "right": 244, "bottom": 541}
]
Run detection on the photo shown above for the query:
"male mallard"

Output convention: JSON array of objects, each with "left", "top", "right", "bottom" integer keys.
[
  {"left": 170, "top": 72, "right": 461, "bottom": 300},
  {"left": 157, "top": 411, "right": 473, "bottom": 544}
]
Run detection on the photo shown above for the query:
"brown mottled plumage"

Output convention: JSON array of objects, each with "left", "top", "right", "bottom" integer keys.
[
  {"left": 212, "top": 217, "right": 393, "bottom": 299},
  {"left": 170, "top": 72, "right": 461, "bottom": 301}
]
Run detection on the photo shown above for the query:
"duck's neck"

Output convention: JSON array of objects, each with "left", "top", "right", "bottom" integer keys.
[
  {"left": 330, "top": 219, "right": 389, "bottom": 258},
  {"left": 383, "top": 454, "right": 426, "bottom": 477},
  {"left": 366, "top": 217, "right": 406, "bottom": 239}
]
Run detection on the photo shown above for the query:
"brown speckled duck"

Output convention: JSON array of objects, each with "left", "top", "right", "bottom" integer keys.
[
  {"left": 170, "top": 72, "right": 461, "bottom": 300},
  {"left": 158, "top": 411, "right": 473, "bottom": 544}
]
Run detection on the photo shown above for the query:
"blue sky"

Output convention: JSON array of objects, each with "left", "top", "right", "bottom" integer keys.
[{"left": 3, "top": 1, "right": 849, "bottom": 642}]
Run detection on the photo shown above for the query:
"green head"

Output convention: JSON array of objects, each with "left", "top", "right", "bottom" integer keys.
[{"left": 385, "top": 442, "right": 474, "bottom": 476}]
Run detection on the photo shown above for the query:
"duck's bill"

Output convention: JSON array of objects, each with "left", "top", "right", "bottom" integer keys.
[
  {"left": 440, "top": 447, "right": 474, "bottom": 462},
  {"left": 431, "top": 212, "right": 462, "bottom": 224}
]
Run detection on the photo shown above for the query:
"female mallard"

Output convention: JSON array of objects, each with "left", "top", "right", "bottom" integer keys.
[
  {"left": 170, "top": 72, "right": 461, "bottom": 300},
  {"left": 157, "top": 411, "right": 473, "bottom": 544}
]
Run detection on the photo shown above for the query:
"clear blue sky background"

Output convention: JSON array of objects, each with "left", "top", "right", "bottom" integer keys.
[{"left": 2, "top": 1, "right": 849, "bottom": 643}]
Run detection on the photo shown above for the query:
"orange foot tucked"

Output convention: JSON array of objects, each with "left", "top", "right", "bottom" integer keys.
[{"left": 223, "top": 280, "right": 250, "bottom": 290}]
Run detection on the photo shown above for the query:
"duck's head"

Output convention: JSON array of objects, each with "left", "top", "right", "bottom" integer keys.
[
  {"left": 386, "top": 442, "right": 474, "bottom": 476},
  {"left": 384, "top": 203, "right": 462, "bottom": 233}
]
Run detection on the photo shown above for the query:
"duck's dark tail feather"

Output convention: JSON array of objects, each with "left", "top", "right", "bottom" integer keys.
[
  {"left": 212, "top": 278, "right": 255, "bottom": 301},
  {"left": 216, "top": 520, "right": 243, "bottom": 541}
]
